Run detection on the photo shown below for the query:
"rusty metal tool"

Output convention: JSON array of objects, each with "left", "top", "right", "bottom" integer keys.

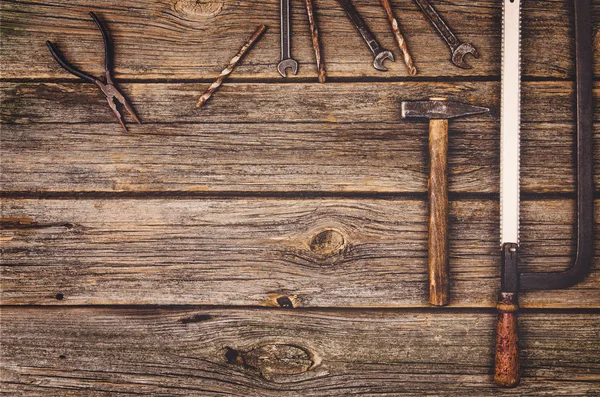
[
  {"left": 336, "top": 0, "right": 394, "bottom": 71},
  {"left": 278, "top": 0, "right": 298, "bottom": 77},
  {"left": 413, "top": 0, "right": 478, "bottom": 69},
  {"left": 495, "top": 0, "right": 593, "bottom": 387},
  {"left": 304, "top": 0, "right": 326, "bottom": 83},
  {"left": 401, "top": 98, "right": 489, "bottom": 306},
  {"left": 46, "top": 12, "right": 141, "bottom": 132},
  {"left": 380, "top": 0, "right": 417, "bottom": 75},
  {"left": 197, "top": 25, "right": 267, "bottom": 108}
]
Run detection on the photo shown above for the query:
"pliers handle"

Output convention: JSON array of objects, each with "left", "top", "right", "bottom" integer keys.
[{"left": 46, "top": 12, "right": 111, "bottom": 84}]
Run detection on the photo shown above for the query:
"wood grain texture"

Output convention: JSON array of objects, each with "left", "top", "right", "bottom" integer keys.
[
  {"left": 2, "top": 82, "right": 599, "bottom": 194},
  {"left": 2, "top": 198, "right": 599, "bottom": 307},
  {"left": 428, "top": 119, "right": 449, "bottom": 306},
  {"left": 1, "top": 1, "right": 598, "bottom": 395},
  {"left": 1, "top": 0, "right": 599, "bottom": 80},
  {"left": 1, "top": 307, "right": 599, "bottom": 396}
]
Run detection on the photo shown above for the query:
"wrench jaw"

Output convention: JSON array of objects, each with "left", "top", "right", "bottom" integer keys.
[
  {"left": 373, "top": 50, "right": 395, "bottom": 72},
  {"left": 451, "top": 43, "right": 480, "bottom": 69},
  {"left": 277, "top": 58, "right": 299, "bottom": 77}
]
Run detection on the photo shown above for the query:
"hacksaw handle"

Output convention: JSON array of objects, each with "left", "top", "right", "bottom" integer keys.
[
  {"left": 494, "top": 292, "right": 520, "bottom": 387},
  {"left": 428, "top": 118, "right": 449, "bottom": 306}
]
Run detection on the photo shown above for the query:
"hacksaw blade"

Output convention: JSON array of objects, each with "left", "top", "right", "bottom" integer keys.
[{"left": 500, "top": 0, "right": 521, "bottom": 245}]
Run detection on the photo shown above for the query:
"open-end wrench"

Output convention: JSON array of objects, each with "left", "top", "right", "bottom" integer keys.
[
  {"left": 277, "top": 0, "right": 299, "bottom": 77},
  {"left": 413, "top": 0, "right": 479, "bottom": 69},
  {"left": 336, "top": 0, "right": 394, "bottom": 71}
]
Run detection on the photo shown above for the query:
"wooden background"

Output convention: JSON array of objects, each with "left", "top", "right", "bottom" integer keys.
[{"left": 1, "top": 0, "right": 599, "bottom": 395}]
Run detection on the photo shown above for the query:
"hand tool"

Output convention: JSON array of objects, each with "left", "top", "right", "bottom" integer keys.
[
  {"left": 304, "top": 0, "right": 326, "bottom": 83},
  {"left": 336, "top": 0, "right": 395, "bottom": 71},
  {"left": 380, "top": 0, "right": 417, "bottom": 75},
  {"left": 401, "top": 98, "right": 489, "bottom": 306},
  {"left": 413, "top": 0, "right": 478, "bottom": 69},
  {"left": 278, "top": 0, "right": 299, "bottom": 77},
  {"left": 496, "top": 0, "right": 593, "bottom": 387},
  {"left": 46, "top": 12, "right": 141, "bottom": 132},
  {"left": 197, "top": 25, "right": 267, "bottom": 108}
]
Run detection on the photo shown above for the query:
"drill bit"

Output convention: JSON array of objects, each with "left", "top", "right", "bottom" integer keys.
[
  {"left": 197, "top": 25, "right": 267, "bottom": 108},
  {"left": 380, "top": 0, "right": 417, "bottom": 75},
  {"left": 304, "top": 0, "right": 326, "bottom": 83}
]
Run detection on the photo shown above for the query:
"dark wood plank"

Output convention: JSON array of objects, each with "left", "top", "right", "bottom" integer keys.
[
  {"left": 2, "top": 307, "right": 599, "bottom": 396},
  {"left": 2, "top": 198, "right": 599, "bottom": 307},
  {"left": 2, "top": 82, "right": 599, "bottom": 194},
  {"left": 1, "top": 0, "right": 599, "bottom": 80},
  {"left": 5, "top": 81, "right": 600, "bottom": 124}
]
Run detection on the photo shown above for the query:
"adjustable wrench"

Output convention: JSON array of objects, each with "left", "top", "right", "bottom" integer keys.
[
  {"left": 336, "top": 0, "right": 394, "bottom": 71},
  {"left": 277, "top": 0, "right": 299, "bottom": 77},
  {"left": 413, "top": 0, "right": 479, "bottom": 69}
]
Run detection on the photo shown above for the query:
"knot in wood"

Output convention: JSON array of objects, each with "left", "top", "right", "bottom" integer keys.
[
  {"left": 226, "top": 344, "right": 314, "bottom": 381},
  {"left": 172, "top": 0, "right": 223, "bottom": 19},
  {"left": 309, "top": 229, "right": 347, "bottom": 257}
]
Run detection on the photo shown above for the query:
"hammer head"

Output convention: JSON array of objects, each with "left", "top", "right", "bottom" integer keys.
[{"left": 401, "top": 100, "right": 489, "bottom": 120}]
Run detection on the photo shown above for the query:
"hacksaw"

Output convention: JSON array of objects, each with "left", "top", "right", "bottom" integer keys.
[{"left": 495, "top": 0, "right": 594, "bottom": 387}]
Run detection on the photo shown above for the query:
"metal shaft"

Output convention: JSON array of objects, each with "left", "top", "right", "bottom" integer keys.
[
  {"left": 413, "top": 0, "right": 459, "bottom": 50},
  {"left": 380, "top": 0, "right": 417, "bottom": 75},
  {"left": 197, "top": 25, "right": 267, "bottom": 108},
  {"left": 280, "top": 0, "right": 292, "bottom": 60},
  {"left": 277, "top": 0, "right": 299, "bottom": 77},
  {"left": 304, "top": 0, "right": 326, "bottom": 83},
  {"left": 336, "top": 0, "right": 394, "bottom": 71},
  {"left": 413, "top": 0, "right": 478, "bottom": 69},
  {"left": 337, "top": 0, "right": 381, "bottom": 54}
]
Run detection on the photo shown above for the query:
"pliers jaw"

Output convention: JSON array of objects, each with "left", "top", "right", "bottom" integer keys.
[
  {"left": 96, "top": 78, "right": 141, "bottom": 133},
  {"left": 46, "top": 12, "right": 141, "bottom": 132}
]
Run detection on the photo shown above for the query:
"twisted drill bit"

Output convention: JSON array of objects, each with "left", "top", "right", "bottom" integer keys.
[
  {"left": 304, "top": 0, "right": 326, "bottom": 83},
  {"left": 380, "top": 0, "right": 417, "bottom": 75},
  {"left": 197, "top": 25, "right": 267, "bottom": 108}
]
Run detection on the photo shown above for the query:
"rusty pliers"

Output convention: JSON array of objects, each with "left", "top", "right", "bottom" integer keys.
[{"left": 46, "top": 12, "right": 141, "bottom": 132}]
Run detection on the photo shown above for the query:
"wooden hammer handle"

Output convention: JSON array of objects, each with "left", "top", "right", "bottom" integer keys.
[
  {"left": 428, "top": 119, "right": 449, "bottom": 306},
  {"left": 495, "top": 293, "right": 520, "bottom": 387}
]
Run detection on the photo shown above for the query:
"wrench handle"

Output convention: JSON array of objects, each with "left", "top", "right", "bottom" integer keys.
[
  {"left": 336, "top": 0, "right": 381, "bottom": 53},
  {"left": 495, "top": 292, "right": 520, "bottom": 387},
  {"left": 428, "top": 118, "right": 449, "bottom": 306},
  {"left": 413, "top": 0, "right": 459, "bottom": 50},
  {"left": 280, "top": 0, "right": 292, "bottom": 60}
]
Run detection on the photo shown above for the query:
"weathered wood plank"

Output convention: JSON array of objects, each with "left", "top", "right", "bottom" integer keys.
[
  {"left": 2, "top": 198, "right": 599, "bottom": 307},
  {"left": 1, "top": 307, "right": 599, "bottom": 396},
  {"left": 1, "top": 0, "right": 599, "bottom": 80},
  {"left": 2, "top": 82, "right": 599, "bottom": 194},
  {"left": 5, "top": 81, "right": 600, "bottom": 125}
]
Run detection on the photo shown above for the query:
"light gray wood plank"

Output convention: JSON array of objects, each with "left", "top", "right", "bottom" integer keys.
[
  {"left": 1, "top": 0, "right": 599, "bottom": 80},
  {"left": 1, "top": 307, "right": 599, "bottom": 396},
  {"left": 2, "top": 82, "right": 599, "bottom": 194},
  {"left": 2, "top": 198, "right": 599, "bottom": 307}
]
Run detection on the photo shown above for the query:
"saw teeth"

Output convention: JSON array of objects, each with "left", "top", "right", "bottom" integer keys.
[{"left": 500, "top": 0, "right": 522, "bottom": 245}]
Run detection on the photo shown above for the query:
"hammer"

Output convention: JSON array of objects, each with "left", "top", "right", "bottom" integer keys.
[{"left": 401, "top": 98, "right": 489, "bottom": 306}]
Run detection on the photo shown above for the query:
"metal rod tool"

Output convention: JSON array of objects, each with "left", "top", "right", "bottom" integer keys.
[
  {"left": 413, "top": 0, "right": 478, "bottom": 69},
  {"left": 304, "top": 0, "right": 326, "bottom": 83},
  {"left": 197, "top": 25, "right": 267, "bottom": 108},
  {"left": 496, "top": 0, "right": 593, "bottom": 387},
  {"left": 336, "top": 0, "right": 394, "bottom": 71},
  {"left": 278, "top": 0, "right": 299, "bottom": 77},
  {"left": 402, "top": 98, "right": 489, "bottom": 306},
  {"left": 380, "top": 0, "right": 417, "bottom": 75}
]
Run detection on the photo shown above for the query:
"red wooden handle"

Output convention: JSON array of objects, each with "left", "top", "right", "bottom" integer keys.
[{"left": 494, "top": 293, "right": 520, "bottom": 387}]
